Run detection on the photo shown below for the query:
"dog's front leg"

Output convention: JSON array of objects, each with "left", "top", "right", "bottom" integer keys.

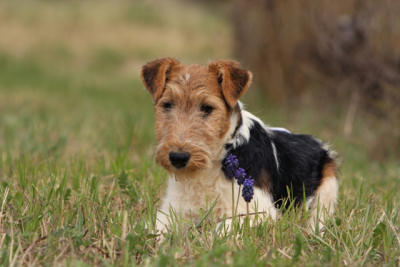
[{"left": 155, "top": 210, "right": 169, "bottom": 241}]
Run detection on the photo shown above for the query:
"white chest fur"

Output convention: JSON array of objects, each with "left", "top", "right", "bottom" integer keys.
[{"left": 156, "top": 167, "right": 277, "bottom": 232}]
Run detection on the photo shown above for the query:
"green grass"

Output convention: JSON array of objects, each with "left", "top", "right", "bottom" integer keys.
[{"left": 0, "top": 0, "right": 399, "bottom": 266}]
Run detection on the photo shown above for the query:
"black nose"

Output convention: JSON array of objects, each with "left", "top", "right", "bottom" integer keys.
[{"left": 169, "top": 151, "right": 191, "bottom": 169}]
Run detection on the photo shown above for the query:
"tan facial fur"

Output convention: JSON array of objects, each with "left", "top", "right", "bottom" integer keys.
[
  {"left": 141, "top": 58, "right": 252, "bottom": 178},
  {"left": 154, "top": 64, "right": 232, "bottom": 176}
]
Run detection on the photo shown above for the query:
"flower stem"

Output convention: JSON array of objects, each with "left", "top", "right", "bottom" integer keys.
[
  {"left": 246, "top": 203, "right": 249, "bottom": 216},
  {"left": 235, "top": 185, "right": 241, "bottom": 218},
  {"left": 231, "top": 178, "right": 235, "bottom": 220}
]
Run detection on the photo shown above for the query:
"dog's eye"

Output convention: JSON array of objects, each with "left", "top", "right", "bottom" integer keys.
[
  {"left": 200, "top": 104, "right": 214, "bottom": 116},
  {"left": 162, "top": 102, "right": 173, "bottom": 111}
]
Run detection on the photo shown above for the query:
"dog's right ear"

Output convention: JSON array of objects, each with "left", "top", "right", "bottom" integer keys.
[
  {"left": 208, "top": 60, "right": 252, "bottom": 109},
  {"left": 141, "top": 57, "right": 180, "bottom": 103}
]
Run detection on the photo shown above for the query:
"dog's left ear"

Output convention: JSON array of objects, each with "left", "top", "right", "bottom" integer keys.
[
  {"left": 141, "top": 57, "right": 180, "bottom": 103},
  {"left": 208, "top": 60, "right": 252, "bottom": 108}
]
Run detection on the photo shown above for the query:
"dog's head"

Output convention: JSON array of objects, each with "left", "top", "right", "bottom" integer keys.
[{"left": 141, "top": 58, "right": 252, "bottom": 178}]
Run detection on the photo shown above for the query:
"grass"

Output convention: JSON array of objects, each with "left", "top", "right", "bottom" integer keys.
[{"left": 0, "top": 0, "right": 399, "bottom": 266}]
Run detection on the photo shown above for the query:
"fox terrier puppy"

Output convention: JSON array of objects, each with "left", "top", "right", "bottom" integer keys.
[{"left": 140, "top": 58, "right": 338, "bottom": 233}]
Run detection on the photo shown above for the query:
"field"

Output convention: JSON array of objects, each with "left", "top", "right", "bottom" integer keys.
[{"left": 0, "top": 1, "right": 399, "bottom": 266}]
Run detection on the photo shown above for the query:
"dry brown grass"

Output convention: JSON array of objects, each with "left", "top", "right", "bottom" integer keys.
[{"left": 0, "top": 0, "right": 232, "bottom": 72}]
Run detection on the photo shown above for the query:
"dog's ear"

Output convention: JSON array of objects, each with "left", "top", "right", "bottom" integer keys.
[
  {"left": 208, "top": 60, "right": 252, "bottom": 108},
  {"left": 141, "top": 57, "right": 180, "bottom": 103}
]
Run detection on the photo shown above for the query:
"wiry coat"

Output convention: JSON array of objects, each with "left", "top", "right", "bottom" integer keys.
[
  {"left": 224, "top": 109, "right": 337, "bottom": 210},
  {"left": 140, "top": 58, "right": 338, "bottom": 234}
]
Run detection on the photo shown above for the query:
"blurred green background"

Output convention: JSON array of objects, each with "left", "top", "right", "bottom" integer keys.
[{"left": 0, "top": 0, "right": 399, "bottom": 265}]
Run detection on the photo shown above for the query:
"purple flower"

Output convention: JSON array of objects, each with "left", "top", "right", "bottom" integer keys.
[
  {"left": 242, "top": 177, "right": 254, "bottom": 202},
  {"left": 224, "top": 154, "right": 239, "bottom": 178},
  {"left": 225, "top": 154, "right": 239, "bottom": 168},
  {"left": 235, "top": 167, "right": 246, "bottom": 185}
]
